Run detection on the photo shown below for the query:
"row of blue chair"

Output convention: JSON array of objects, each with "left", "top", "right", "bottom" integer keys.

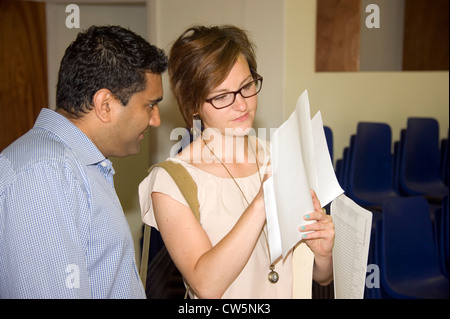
[
  {"left": 334, "top": 119, "right": 449, "bottom": 208},
  {"left": 324, "top": 121, "right": 448, "bottom": 298}
]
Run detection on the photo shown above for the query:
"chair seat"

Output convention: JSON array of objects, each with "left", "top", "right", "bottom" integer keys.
[
  {"left": 352, "top": 189, "right": 398, "bottom": 208},
  {"left": 383, "top": 274, "right": 449, "bottom": 299},
  {"left": 401, "top": 180, "right": 448, "bottom": 199},
  {"left": 380, "top": 197, "right": 449, "bottom": 299}
]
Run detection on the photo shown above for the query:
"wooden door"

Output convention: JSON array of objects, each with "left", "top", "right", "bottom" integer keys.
[
  {"left": 0, "top": 0, "right": 48, "bottom": 152},
  {"left": 403, "top": 0, "right": 449, "bottom": 71},
  {"left": 316, "top": 0, "right": 361, "bottom": 72}
]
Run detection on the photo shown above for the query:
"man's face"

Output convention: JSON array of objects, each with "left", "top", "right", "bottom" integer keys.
[{"left": 109, "top": 72, "right": 163, "bottom": 157}]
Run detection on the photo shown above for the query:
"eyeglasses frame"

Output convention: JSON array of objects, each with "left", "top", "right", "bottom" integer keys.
[{"left": 205, "top": 74, "right": 263, "bottom": 110}]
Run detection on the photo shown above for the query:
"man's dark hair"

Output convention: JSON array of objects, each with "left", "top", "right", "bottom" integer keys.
[{"left": 56, "top": 25, "right": 168, "bottom": 118}]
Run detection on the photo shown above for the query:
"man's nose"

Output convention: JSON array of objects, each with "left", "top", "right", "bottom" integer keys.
[{"left": 149, "top": 106, "right": 161, "bottom": 127}]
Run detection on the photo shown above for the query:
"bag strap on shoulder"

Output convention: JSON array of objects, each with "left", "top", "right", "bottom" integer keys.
[
  {"left": 140, "top": 160, "right": 200, "bottom": 290},
  {"left": 150, "top": 161, "right": 200, "bottom": 221}
]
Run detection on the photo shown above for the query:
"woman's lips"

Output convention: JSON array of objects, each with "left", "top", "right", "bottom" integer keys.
[{"left": 233, "top": 113, "right": 249, "bottom": 122}]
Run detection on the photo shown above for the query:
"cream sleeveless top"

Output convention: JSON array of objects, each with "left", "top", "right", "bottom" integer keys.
[{"left": 138, "top": 137, "right": 313, "bottom": 299}]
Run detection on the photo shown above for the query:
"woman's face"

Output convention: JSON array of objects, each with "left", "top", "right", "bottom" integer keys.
[{"left": 198, "top": 54, "right": 258, "bottom": 136}]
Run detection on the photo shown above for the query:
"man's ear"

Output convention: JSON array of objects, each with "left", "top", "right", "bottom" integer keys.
[{"left": 92, "top": 89, "right": 114, "bottom": 123}]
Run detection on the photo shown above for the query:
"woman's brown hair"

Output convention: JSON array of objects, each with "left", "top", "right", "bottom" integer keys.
[{"left": 169, "top": 25, "right": 257, "bottom": 128}]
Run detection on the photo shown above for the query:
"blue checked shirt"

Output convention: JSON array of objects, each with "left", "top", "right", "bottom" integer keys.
[{"left": 0, "top": 108, "right": 145, "bottom": 298}]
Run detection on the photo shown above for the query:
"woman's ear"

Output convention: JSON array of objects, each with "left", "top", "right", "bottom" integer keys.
[{"left": 92, "top": 89, "right": 113, "bottom": 123}]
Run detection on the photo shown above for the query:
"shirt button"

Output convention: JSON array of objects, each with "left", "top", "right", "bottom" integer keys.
[{"left": 100, "top": 161, "right": 107, "bottom": 167}]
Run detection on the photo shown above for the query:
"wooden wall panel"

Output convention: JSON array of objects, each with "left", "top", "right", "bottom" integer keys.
[
  {"left": 316, "top": 0, "right": 361, "bottom": 72},
  {"left": 0, "top": 0, "right": 48, "bottom": 152},
  {"left": 403, "top": 0, "right": 449, "bottom": 71}
]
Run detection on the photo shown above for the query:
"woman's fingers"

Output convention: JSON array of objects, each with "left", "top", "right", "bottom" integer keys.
[{"left": 310, "top": 189, "right": 322, "bottom": 212}]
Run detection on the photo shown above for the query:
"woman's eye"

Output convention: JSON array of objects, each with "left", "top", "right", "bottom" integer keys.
[
  {"left": 213, "top": 94, "right": 229, "bottom": 101},
  {"left": 242, "top": 82, "right": 254, "bottom": 91}
]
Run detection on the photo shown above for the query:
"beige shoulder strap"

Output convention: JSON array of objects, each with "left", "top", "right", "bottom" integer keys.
[{"left": 139, "top": 161, "right": 200, "bottom": 287}]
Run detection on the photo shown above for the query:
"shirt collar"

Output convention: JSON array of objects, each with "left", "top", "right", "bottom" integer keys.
[{"left": 34, "top": 108, "right": 106, "bottom": 166}]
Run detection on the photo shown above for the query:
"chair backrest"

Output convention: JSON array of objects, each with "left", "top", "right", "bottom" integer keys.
[
  {"left": 347, "top": 122, "right": 394, "bottom": 206},
  {"left": 441, "top": 130, "right": 449, "bottom": 186},
  {"left": 352, "top": 122, "right": 393, "bottom": 191},
  {"left": 341, "top": 136, "right": 355, "bottom": 192},
  {"left": 324, "top": 126, "right": 333, "bottom": 163},
  {"left": 382, "top": 197, "right": 441, "bottom": 282},
  {"left": 443, "top": 195, "right": 449, "bottom": 267},
  {"left": 398, "top": 118, "right": 449, "bottom": 199},
  {"left": 393, "top": 129, "right": 406, "bottom": 196},
  {"left": 402, "top": 117, "right": 441, "bottom": 184},
  {"left": 335, "top": 159, "right": 343, "bottom": 185}
]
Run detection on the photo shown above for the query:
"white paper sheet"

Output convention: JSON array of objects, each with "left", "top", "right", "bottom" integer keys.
[
  {"left": 264, "top": 90, "right": 344, "bottom": 262},
  {"left": 262, "top": 176, "right": 282, "bottom": 263},
  {"left": 331, "top": 194, "right": 373, "bottom": 299}
]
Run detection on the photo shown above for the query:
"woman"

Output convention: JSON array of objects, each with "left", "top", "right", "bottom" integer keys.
[{"left": 139, "top": 25, "right": 334, "bottom": 299}]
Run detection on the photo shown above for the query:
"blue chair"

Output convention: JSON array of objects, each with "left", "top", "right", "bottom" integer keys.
[
  {"left": 365, "top": 219, "right": 391, "bottom": 299},
  {"left": 339, "top": 148, "right": 349, "bottom": 191},
  {"left": 379, "top": 197, "right": 449, "bottom": 299},
  {"left": 434, "top": 195, "right": 449, "bottom": 278},
  {"left": 399, "top": 118, "right": 448, "bottom": 201},
  {"left": 443, "top": 196, "right": 449, "bottom": 274},
  {"left": 324, "top": 126, "right": 333, "bottom": 163},
  {"left": 393, "top": 129, "right": 408, "bottom": 196},
  {"left": 441, "top": 130, "right": 449, "bottom": 186},
  {"left": 347, "top": 122, "right": 398, "bottom": 207},
  {"left": 341, "top": 136, "right": 355, "bottom": 192},
  {"left": 335, "top": 159, "right": 343, "bottom": 184}
]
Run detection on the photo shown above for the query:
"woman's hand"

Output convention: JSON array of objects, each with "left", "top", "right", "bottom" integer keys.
[
  {"left": 299, "top": 189, "right": 334, "bottom": 285},
  {"left": 299, "top": 189, "right": 334, "bottom": 258}
]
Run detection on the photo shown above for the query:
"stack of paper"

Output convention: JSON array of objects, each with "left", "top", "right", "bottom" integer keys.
[
  {"left": 263, "top": 90, "right": 372, "bottom": 299},
  {"left": 331, "top": 194, "right": 373, "bottom": 299},
  {"left": 263, "top": 90, "right": 344, "bottom": 262}
]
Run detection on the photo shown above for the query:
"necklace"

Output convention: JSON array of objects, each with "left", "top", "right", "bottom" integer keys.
[{"left": 202, "top": 137, "right": 279, "bottom": 284}]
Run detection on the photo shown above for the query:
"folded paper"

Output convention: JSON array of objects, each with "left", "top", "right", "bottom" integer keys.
[{"left": 263, "top": 90, "right": 344, "bottom": 263}]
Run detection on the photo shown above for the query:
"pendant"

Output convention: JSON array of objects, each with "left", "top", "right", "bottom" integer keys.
[{"left": 268, "top": 265, "right": 279, "bottom": 284}]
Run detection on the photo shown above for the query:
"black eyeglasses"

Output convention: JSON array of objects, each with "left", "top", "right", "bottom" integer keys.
[{"left": 205, "top": 75, "right": 263, "bottom": 109}]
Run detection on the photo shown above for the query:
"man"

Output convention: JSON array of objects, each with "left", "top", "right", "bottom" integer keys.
[{"left": 0, "top": 25, "right": 168, "bottom": 298}]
